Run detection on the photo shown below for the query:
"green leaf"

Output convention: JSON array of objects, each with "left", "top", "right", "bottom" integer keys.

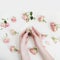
[
  {"left": 30, "top": 12, "right": 33, "bottom": 15},
  {"left": 34, "top": 47, "right": 37, "bottom": 51},
  {"left": 14, "top": 48, "right": 18, "bottom": 51},
  {"left": 30, "top": 16, "right": 33, "bottom": 20},
  {"left": 4, "top": 20, "right": 7, "bottom": 24},
  {"left": 51, "top": 37, "right": 57, "bottom": 40}
]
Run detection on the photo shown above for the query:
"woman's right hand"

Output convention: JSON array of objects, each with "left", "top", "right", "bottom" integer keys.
[{"left": 31, "top": 27, "right": 54, "bottom": 60}]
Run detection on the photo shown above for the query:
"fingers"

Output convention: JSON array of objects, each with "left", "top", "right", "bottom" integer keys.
[
  {"left": 31, "top": 27, "right": 37, "bottom": 39},
  {"left": 20, "top": 31, "right": 28, "bottom": 45},
  {"left": 20, "top": 29, "right": 26, "bottom": 38},
  {"left": 23, "top": 32, "right": 28, "bottom": 40},
  {"left": 32, "top": 27, "right": 40, "bottom": 36},
  {"left": 20, "top": 29, "right": 27, "bottom": 45}
]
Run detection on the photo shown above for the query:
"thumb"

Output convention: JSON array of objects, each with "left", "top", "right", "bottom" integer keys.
[{"left": 23, "top": 32, "right": 28, "bottom": 39}]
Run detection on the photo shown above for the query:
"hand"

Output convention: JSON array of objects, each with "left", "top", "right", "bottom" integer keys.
[
  {"left": 31, "top": 27, "right": 54, "bottom": 60},
  {"left": 19, "top": 29, "right": 31, "bottom": 60},
  {"left": 20, "top": 29, "right": 28, "bottom": 47},
  {"left": 31, "top": 27, "right": 43, "bottom": 47}
]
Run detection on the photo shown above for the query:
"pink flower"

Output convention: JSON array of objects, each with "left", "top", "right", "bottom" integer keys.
[
  {"left": 0, "top": 23, "right": 9, "bottom": 28},
  {"left": 10, "top": 46, "right": 15, "bottom": 52},
  {"left": 38, "top": 16, "right": 45, "bottom": 21},
  {"left": 10, "top": 46, "right": 19, "bottom": 53},
  {"left": 0, "top": 23, "right": 5, "bottom": 27},
  {"left": 29, "top": 47, "right": 37, "bottom": 55},
  {"left": 22, "top": 13, "right": 29, "bottom": 21},
  {"left": 50, "top": 22, "right": 57, "bottom": 32},
  {"left": 11, "top": 17, "right": 16, "bottom": 22},
  {"left": 3, "top": 38, "right": 10, "bottom": 43},
  {"left": 5, "top": 23, "right": 9, "bottom": 27}
]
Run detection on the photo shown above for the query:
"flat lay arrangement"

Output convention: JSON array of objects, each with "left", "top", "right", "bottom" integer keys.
[{"left": 0, "top": 11, "right": 60, "bottom": 60}]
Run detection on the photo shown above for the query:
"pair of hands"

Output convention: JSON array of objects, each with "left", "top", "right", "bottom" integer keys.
[
  {"left": 19, "top": 27, "right": 54, "bottom": 60},
  {"left": 20, "top": 27, "right": 42, "bottom": 49}
]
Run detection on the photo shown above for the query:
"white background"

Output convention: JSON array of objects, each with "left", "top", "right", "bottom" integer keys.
[
  {"left": 0, "top": 0, "right": 60, "bottom": 23},
  {"left": 0, "top": 0, "right": 60, "bottom": 60}
]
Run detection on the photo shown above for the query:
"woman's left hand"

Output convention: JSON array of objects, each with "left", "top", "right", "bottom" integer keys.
[{"left": 19, "top": 29, "right": 31, "bottom": 60}]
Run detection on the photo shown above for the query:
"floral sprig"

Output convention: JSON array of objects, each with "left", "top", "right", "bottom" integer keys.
[
  {"left": 51, "top": 37, "right": 58, "bottom": 43},
  {"left": 10, "top": 46, "right": 20, "bottom": 53},
  {"left": 22, "top": 11, "right": 35, "bottom": 22},
  {"left": 22, "top": 11, "right": 47, "bottom": 23},
  {"left": 0, "top": 18, "right": 9, "bottom": 28},
  {"left": 29, "top": 47, "right": 38, "bottom": 55},
  {"left": 38, "top": 16, "right": 46, "bottom": 23},
  {"left": 50, "top": 22, "right": 60, "bottom": 32},
  {"left": 3, "top": 37, "right": 10, "bottom": 43}
]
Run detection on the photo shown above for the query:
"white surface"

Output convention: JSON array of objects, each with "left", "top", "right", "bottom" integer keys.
[{"left": 0, "top": 0, "right": 60, "bottom": 60}]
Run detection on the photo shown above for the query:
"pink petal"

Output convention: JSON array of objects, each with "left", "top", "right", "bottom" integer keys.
[
  {"left": 10, "top": 46, "right": 15, "bottom": 52},
  {"left": 50, "top": 22, "right": 57, "bottom": 32},
  {"left": 29, "top": 48, "right": 37, "bottom": 55},
  {"left": 11, "top": 17, "right": 16, "bottom": 22},
  {"left": 38, "top": 16, "right": 45, "bottom": 22},
  {"left": 3, "top": 38, "right": 10, "bottom": 43},
  {"left": 0, "top": 23, "right": 5, "bottom": 28},
  {"left": 22, "top": 13, "right": 29, "bottom": 20},
  {"left": 5, "top": 23, "right": 9, "bottom": 27}
]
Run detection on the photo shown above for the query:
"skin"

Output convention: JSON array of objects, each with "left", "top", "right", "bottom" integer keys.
[
  {"left": 20, "top": 30, "right": 31, "bottom": 60},
  {"left": 20, "top": 27, "right": 54, "bottom": 60}
]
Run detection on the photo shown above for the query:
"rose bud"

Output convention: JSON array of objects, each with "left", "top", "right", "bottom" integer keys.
[
  {"left": 29, "top": 47, "right": 38, "bottom": 55},
  {"left": 50, "top": 22, "right": 57, "bottom": 32}
]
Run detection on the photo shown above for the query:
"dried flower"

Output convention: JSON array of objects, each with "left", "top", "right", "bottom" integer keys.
[
  {"left": 10, "top": 46, "right": 15, "bottom": 52},
  {"left": 10, "top": 29, "right": 17, "bottom": 35},
  {"left": 22, "top": 13, "right": 29, "bottom": 22},
  {"left": 10, "top": 46, "right": 19, "bottom": 53},
  {"left": 11, "top": 16, "right": 16, "bottom": 22},
  {"left": 0, "top": 23, "right": 9, "bottom": 28},
  {"left": 50, "top": 22, "right": 57, "bottom": 32},
  {"left": 29, "top": 47, "right": 38, "bottom": 55},
  {"left": 38, "top": 16, "right": 45, "bottom": 22},
  {"left": 3, "top": 37, "right": 10, "bottom": 43}
]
